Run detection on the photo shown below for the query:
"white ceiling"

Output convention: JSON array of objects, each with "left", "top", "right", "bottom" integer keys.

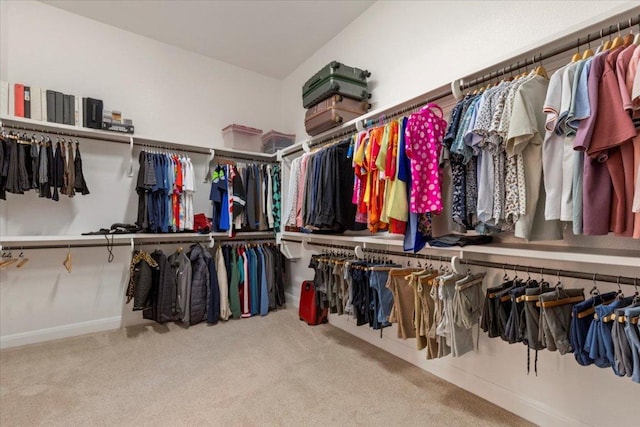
[{"left": 40, "top": 0, "right": 374, "bottom": 79}]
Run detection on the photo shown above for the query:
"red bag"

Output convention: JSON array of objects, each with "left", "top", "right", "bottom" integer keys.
[
  {"left": 298, "top": 281, "right": 328, "bottom": 325},
  {"left": 193, "top": 213, "right": 211, "bottom": 233}
]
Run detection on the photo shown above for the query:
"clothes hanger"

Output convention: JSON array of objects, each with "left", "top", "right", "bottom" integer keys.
[
  {"left": 571, "top": 39, "right": 581, "bottom": 62},
  {"left": 601, "top": 277, "right": 626, "bottom": 322},
  {"left": 0, "top": 251, "right": 18, "bottom": 269},
  {"left": 63, "top": 246, "right": 72, "bottom": 273},
  {"left": 602, "top": 26, "right": 613, "bottom": 51},
  {"left": 610, "top": 23, "right": 624, "bottom": 50},
  {"left": 536, "top": 271, "right": 584, "bottom": 308},
  {"left": 15, "top": 251, "right": 29, "bottom": 268},
  {"left": 623, "top": 19, "right": 634, "bottom": 47},
  {"left": 596, "top": 28, "right": 606, "bottom": 53},
  {"left": 634, "top": 16, "right": 640, "bottom": 46},
  {"left": 533, "top": 54, "right": 549, "bottom": 79},
  {"left": 576, "top": 274, "right": 615, "bottom": 319},
  {"left": 582, "top": 35, "right": 594, "bottom": 59}
]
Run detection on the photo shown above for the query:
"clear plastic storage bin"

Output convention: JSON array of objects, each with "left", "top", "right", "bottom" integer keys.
[
  {"left": 261, "top": 130, "right": 296, "bottom": 154},
  {"left": 222, "top": 124, "right": 263, "bottom": 152}
]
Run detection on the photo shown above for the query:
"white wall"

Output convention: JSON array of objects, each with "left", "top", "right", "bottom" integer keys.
[
  {"left": 281, "top": 1, "right": 639, "bottom": 139},
  {"left": 279, "top": 1, "right": 640, "bottom": 426},
  {"left": 0, "top": 1, "right": 282, "bottom": 348},
  {"left": 1, "top": 0, "right": 283, "bottom": 147}
]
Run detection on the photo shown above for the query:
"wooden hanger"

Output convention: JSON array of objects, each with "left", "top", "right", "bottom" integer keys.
[
  {"left": 15, "top": 252, "right": 29, "bottom": 268},
  {"left": 0, "top": 258, "right": 18, "bottom": 269},
  {"left": 63, "top": 247, "right": 72, "bottom": 273},
  {"left": 537, "top": 295, "right": 584, "bottom": 308},
  {"left": 610, "top": 23, "right": 624, "bottom": 50},
  {"left": 582, "top": 34, "right": 594, "bottom": 59},
  {"left": 571, "top": 39, "right": 581, "bottom": 62}
]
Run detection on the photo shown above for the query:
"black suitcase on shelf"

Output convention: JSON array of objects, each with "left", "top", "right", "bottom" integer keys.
[{"left": 302, "top": 61, "right": 371, "bottom": 108}]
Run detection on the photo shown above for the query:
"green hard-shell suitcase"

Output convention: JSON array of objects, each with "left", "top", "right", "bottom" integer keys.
[{"left": 302, "top": 61, "right": 371, "bottom": 108}]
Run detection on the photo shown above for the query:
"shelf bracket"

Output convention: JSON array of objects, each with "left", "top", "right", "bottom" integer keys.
[
  {"left": 209, "top": 235, "right": 215, "bottom": 248},
  {"left": 451, "top": 78, "right": 464, "bottom": 101},
  {"left": 128, "top": 136, "right": 134, "bottom": 178},
  {"left": 203, "top": 149, "right": 215, "bottom": 183},
  {"left": 130, "top": 237, "right": 135, "bottom": 255}
]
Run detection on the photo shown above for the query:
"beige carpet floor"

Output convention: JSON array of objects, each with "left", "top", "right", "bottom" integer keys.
[{"left": 0, "top": 308, "right": 533, "bottom": 427}]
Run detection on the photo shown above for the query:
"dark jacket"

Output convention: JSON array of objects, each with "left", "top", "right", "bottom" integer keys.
[
  {"left": 151, "top": 250, "right": 177, "bottom": 323},
  {"left": 127, "top": 250, "right": 158, "bottom": 311},
  {"left": 189, "top": 244, "right": 209, "bottom": 325}
]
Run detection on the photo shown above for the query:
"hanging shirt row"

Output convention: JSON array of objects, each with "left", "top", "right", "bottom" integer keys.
[
  {"left": 135, "top": 150, "right": 196, "bottom": 233},
  {"left": 209, "top": 162, "right": 281, "bottom": 235},
  {"left": 285, "top": 45, "right": 640, "bottom": 243},
  {"left": 542, "top": 43, "right": 640, "bottom": 238},
  {"left": 284, "top": 141, "right": 363, "bottom": 233},
  {"left": 127, "top": 242, "right": 286, "bottom": 326},
  {"left": 0, "top": 133, "right": 90, "bottom": 200},
  {"left": 284, "top": 104, "right": 468, "bottom": 251}
]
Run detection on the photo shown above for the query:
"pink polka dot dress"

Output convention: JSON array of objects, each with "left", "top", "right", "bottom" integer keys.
[{"left": 405, "top": 103, "right": 447, "bottom": 214}]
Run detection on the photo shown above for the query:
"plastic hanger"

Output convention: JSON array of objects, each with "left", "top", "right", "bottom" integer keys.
[{"left": 634, "top": 16, "right": 640, "bottom": 45}]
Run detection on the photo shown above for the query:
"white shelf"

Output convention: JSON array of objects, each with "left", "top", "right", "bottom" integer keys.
[
  {"left": 0, "top": 234, "right": 131, "bottom": 245},
  {"left": 130, "top": 233, "right": 210, "bottom": 241},
  {"left": 211, "top": 231, "right": 276, "bottom": 239},
  {"left": 0, "top": 115, "right": 227, "bottom": 156},
  {"left": 213, "top": 147, "right": 277, "bottom": 161},
  {"left": 0, "top": 231, "right": 279, "bottom": 249},
  {"left": 0, "top": 115, "right": 133, "bottom": 143},
  {"left": 0, "top": 233, "right": 210, "bottom": 247},
  {"left": 457, "top": 243, "right": 640, "bottom": 268},
  {"left": 279, "top": 232, "right": 640, "bottom": 268}
]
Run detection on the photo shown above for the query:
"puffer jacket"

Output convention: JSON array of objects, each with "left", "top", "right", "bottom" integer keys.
[
  {"left": 143, "top": 250, "right": 177, "bottom": 323},
  {"left": 188, "top": 244, "right": 210, "bottom": 325}
]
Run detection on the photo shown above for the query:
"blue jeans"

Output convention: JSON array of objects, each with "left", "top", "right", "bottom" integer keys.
[{"left": 369, "top": 269, "right": 396, "bottom": 328}]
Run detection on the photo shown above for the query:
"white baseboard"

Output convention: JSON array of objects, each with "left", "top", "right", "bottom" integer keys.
[
  {"left": 285, "top": 291, "right": 299, "bottom": 308},
  {"left": 0, "top": 317, "right": 122, "bottom": 350},
  {"left": 328, "top": 314, "right": 586, "bottom": 427}
]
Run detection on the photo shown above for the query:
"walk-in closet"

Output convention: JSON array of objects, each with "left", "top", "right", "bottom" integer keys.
[{"left": 1, "top": 2, "right": 638, "bottom": 426}]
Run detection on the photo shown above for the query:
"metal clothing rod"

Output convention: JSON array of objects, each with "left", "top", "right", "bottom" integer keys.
[
  {"left": 134, "top": 240, "right": 210, "bottom": 247},
  {"left": 137, "top": 143, "right": 209, "bottom": 155},
  {"left": 217, "top": 235, "right": 277, "bottom": 242},
  {"left": 460, "top": 13, "right": 640, "bottom": 90},
  {"left": 215, "top": 154, "right": 278, "bottom": 165},
  {"left": 0, "top": 242, "right": 133, "bottom": 251},
  {"left": 301, "top": 240, "right": 639, "bottom": 286}
]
